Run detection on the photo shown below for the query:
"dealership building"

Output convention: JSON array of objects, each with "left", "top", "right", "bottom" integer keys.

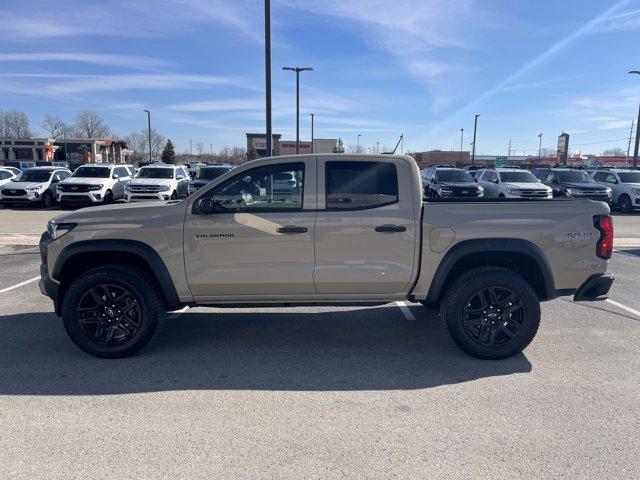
[{"left": 246, "top": 133, "right": 337, "bottom": 157}]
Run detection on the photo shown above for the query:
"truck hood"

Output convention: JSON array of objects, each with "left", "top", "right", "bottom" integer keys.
[
  {"left": 502, "top": 182, "right": 549, "bottom": 190},
  {"left": 60, "top": 177, "right": 109, "bottom": 186},
  {"left": 129, "top": 178, "right": 174, "bottom": 186},
  {"left": 51, "top": 199, "right": 184, "bottom": 224},
  {"left": 560, "top": 182, "right": 607, "bottom": 190},
  {"left": 2, "top": 181, "right": 47, "bottom": 190}
]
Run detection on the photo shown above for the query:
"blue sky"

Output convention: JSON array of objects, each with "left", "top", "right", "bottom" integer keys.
[{"left": 1, "top": 0, "right": 640, "bottom": 155}]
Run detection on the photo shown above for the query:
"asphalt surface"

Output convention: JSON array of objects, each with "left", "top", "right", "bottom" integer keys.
[{"left": 0, "top": 210, "right": 639, "bottom": 479}]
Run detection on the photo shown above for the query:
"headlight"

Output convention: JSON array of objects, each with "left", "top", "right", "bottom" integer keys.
[
  {"left": 437, "top": 187, "right": 452, "bottom": 196},
  {"left": 88, "top": 184, "right": 103, "bottom": 191},
  {"left": 158, "top": 185, "right": 171, "bottom": 192},
  {"left": 47, "top": 220, "right": 77, "bottom": 240},
  {"left": 507, "top": 189, "right": 521, "bottom": 196},
  {"left": 477, "top": 185, "right": 484, "bottom": 197},
  {"left": 26, "top": 185, "right": 44, "bottom": 192},
  {"left": 633, "top": 188, "right": 640, "bottom": 196}
]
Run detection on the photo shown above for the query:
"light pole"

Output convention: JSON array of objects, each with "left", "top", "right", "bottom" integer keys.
[
  {"left": 310, "top": 113, "right": 315, "bottom": 154},
  {"left": 265, "top": 0, "right": 272, "bottom": 157},
  {"left": 210, "top": 143, "right": 213, "bottom": 156},
  {"left": 143, "top": 109, "right": 152, "bottom": 162},
  {"left": 459, "top": 128, "right": 464, "bottom": 163},
  {"left": 538, "top": 133, "right": 543, "bottom": 160},
  {"left": 471, "top": 114, "right": 480, "bottom": 165},
  {"left": 376, "top": 141, "right": 379, "bottom": 154},
  {"left": 629, "top": 71, "right": 640, "bottom": 169},
  {"left": 357, "top": 134, "right": 361, "bottom": 153},
  {"left": 282, "top": 66, "right": 314, "bottom": 154}
]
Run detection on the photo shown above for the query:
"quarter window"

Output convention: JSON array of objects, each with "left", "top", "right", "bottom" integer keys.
[
  {"left": 206, "top": 163, "right": 304, "bottom": 212},
  {"left": 325, "top": 161, "right": 398, "bottom": 210}
]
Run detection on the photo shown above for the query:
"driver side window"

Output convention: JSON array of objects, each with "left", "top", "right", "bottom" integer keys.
[{"left": 202, "top": 163, "right": 304, "bottom": 212}]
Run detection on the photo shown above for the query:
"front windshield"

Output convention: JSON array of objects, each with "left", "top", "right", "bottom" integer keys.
[
  {"left": 619, "top": 172, "right": 640, "bottom": 183},
  {"left": 72, "top": 167, "right": 111, "bottom": 178},
  {"left": 556, "top": 171, "right": 592, "bottom": 182},
  {"left": 499, "top": 171, "right": 538, "bottom": 183},
  {"left": 197, "top": 167, "right": 230, "bottom": 180},
  {"left": 436, "top": 170, "right": 474, "bottom": 182},
  {"left": 16, "top": 170, "right": 52, "bottom": 183},
  {"left": 136, "top": 168, "right": 174, "bottom": 179}
]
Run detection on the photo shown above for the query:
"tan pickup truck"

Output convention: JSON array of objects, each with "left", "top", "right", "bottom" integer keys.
[{"left": 39, "top": 154, "right": 614, "bottom": 359}]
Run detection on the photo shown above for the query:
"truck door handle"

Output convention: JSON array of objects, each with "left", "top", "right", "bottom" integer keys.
[
  {"left": 277, "top": 226, "right": 308, "bottom": 234},
  {"left": 375, "top": 225, "right": 407, "bottom": 233}
]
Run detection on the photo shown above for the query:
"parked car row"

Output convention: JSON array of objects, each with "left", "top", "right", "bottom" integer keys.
[
  {"left": 0, "top": 163, "right": 238, "bottom": 209},
  {"left": 421, "top": 165, "right": 640, "bottom": 211}
]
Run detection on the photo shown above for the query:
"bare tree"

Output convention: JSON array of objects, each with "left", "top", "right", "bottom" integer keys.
[
  {"left": 1, "top": 110, "right": 32, "bottom": 138},
  {"left": 150, "top": 129, "right": 166, "bottom": 160},
  {"left": 74, "top": 110, "right": 111, "bottom": 139},
  {"left": 195, "top": 142, "right": 204, "bottom": 156},
  {"left": 41, "top": 115, "right": 72, "bottom": 140},
  {"left": 601, "top": 148, "right": 626, "bottom": 157},
  {"left": 125, "top": 131, "right": 147, "bottom": 163}
]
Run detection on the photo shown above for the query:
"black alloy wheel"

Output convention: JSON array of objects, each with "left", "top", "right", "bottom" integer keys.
[
  {"left": 462, "top": 286, "right": 524, "bottom": 347},
  {"left": 76, "top": 284, "right": 142, "bottom": 345},
  {"left": 41, "top": 191, "right": 53, "bottom": 208},
  {"left": 618, "top": 194, "right": 632, "bottom": 213}
]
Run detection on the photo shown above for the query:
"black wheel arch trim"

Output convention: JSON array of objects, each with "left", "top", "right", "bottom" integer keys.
[
  {"left": 52, "top": 239, "right": 181, "bottom": 310},
  {"left": 425, "top": 238, "right": 556, "bottom": 303}
]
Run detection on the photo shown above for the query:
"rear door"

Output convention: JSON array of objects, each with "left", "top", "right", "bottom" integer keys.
[
  {"left": 314, "top": 157, "right": 417, "bottom": 295},
  {"left": 183, "top": 158, "right": 317, "bottom": 300}
]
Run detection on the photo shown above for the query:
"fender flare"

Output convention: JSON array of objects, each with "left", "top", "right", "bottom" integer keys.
[
  {"left": 53, "top": 239, "right": 181, "bottom": 309},
  {"left": 425, "top": 238, "right": 556, "bottom": 303}
]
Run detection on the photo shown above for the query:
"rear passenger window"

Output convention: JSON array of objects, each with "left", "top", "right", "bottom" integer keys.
[{"left": 325, "top": 161, "right": 398, "bottom": 210}]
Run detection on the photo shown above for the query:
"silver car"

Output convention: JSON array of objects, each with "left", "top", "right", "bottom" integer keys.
[{"left": 476, "top": 168, "right": 552, "bottom": 199}]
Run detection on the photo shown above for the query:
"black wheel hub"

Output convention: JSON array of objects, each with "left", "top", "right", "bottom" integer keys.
[
  {"left": 76, "top": 284, "right": 142, "bottom": 345},
  {"left": 462, "top": 286, "right": 525, "bottom": 347}
]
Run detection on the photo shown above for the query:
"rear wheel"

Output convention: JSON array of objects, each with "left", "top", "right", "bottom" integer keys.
[
  {"left": 62, "top": 265, "right": 167, "bottom": 358},
  {"left": 440, "top": 267, "right": 540, "bottom": 359},
  {"left": 618, "top": 194, "right": 633, "bottom": 213}
]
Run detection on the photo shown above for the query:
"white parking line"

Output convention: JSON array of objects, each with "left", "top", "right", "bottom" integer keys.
[
  {"left": 168, "top": 305, "right": 190, "bottom": 320},
  {"left": 0, "top": 276, "right": 40, "bottom": 294},
  {"left": 605, "top": 299, "right": 640, "bottom": 318},
  {"left": 395, "top": 301, "right": 416, "bottom": 321}
]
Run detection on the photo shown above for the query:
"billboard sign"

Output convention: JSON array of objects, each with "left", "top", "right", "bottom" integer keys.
[{"left": 557, "top": 133, "right": 570, "bottom": 164}]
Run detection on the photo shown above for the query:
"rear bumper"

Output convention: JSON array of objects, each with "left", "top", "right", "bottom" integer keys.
[{"left": 573, "top": 274, "right": 614, "bottom": 301}]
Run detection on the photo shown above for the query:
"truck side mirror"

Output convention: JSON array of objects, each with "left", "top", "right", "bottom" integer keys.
[{"left": 192, "top": 197, "right": 226, "bottom": 214}]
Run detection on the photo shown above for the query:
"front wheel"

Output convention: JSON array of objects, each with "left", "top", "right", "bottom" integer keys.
[
  {"left": 170, "top": 190, "right": 177, "bottom": 200},
  {"left": 41, "top": 191, "right": 53, "bottom": 208},
  {"left": 618, "top": 194, "right": 633, "bottom": 213},
  {"left": 103, "top": 190, "right": 114, "bottom": 204},
  {"left": 62, "top": 265, "right": 167, "bottom": 358},
  {"left": 440, "top": 267, "right": 540, "bottom": 359}
]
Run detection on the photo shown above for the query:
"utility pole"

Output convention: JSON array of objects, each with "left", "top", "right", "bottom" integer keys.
[
  {"left": 459, "top": 128, "right": 464, "bottom": 163},
  {"left": 265, "top": 0, "right": 272, "bottom": 157},
  {"left": 400, "top": 135, "right": 404, "bottom": 155},
  {"left": 376, "top": 141, "right": 380, "bottom": 154},
  {"left": 508, "top": 138, "right": 512, "bottom": 158},
  {"left": 357, "top": 134, "right": 361, "bottom": 153},
  {"left": 283, "top": 67, "right": 314, "bottom": 154},
  {"left": 627, "top": 119, "right": 635, "bottom": 165},
  {"left": 538, "top": 133, "right": 543, "bottom": 160},
  {"left": 190, "top": 139, "right": 193, "bottom": 162},
  {"left": 210, "top": 143, "right": 213, "bottom": 156},
  {"left": 629, "top": 71, "right": 640, "bottom": 168},
  {"left": 471, "top": 114, "right": 479, "bottom": 164},
  {"left": 310, "top": 113, "right": 315, "bottom": 154},
  {"left": 143, "top": 109, "right": 152, "bottom": 163}
]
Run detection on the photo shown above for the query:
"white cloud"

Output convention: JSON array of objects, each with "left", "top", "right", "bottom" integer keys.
[
  {"left": 168, "top": 98, "right": 264, "bottom": 112},
  {"left": 0, "top": 53, "right": 170, "bottom": 69}
]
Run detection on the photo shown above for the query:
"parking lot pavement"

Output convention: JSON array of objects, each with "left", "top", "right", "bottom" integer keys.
[{"left": 0, "top": 250, "right": 639, "bottom": 478}]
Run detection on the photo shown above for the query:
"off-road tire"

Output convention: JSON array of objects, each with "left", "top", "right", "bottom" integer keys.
[
  {"left": 62, "top": 265, "right": 166, "bottom": 358},
  {"left": 440, "top": 266, "right": 540, "bottom": 359}
]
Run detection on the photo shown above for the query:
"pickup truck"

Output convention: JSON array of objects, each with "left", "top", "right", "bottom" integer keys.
[{"left": 39, "top": 154, "right": 614, "bottom": 359}]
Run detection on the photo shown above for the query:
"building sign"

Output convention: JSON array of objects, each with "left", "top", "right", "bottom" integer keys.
[{"left": 557, "top": 133, "right": 570, "bottom": 164}]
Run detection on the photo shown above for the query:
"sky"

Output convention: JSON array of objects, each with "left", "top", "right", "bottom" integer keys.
[{"left": 1, "top": 0, "right": 640, "bottom": 156}]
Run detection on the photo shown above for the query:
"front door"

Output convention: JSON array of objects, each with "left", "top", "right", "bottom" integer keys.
[
  {"left": 313, "top": 157, "right": 417, "bottom": 295},
  {"left": 184, "top": 160, "right": 316, "bottom": 301}
]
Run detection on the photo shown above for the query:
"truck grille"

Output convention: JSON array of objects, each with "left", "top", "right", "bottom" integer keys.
[
  {"left": 572, "top": 190, "right": 610, "bottom": 197},
  {"left": 58, "top": 184, "right": 92, "bottom": 193},
  {"left": 450, "top": 187, "right": 481, "bottom": 197},
  {"left": 128, "top": 185, "right": 162, "bottom": 193},
  {"left": 1, "top": 188, "right": 26, "bottom": 196},
  {"left": 520, "top": 190, "right": 549, "bottom": 198}
]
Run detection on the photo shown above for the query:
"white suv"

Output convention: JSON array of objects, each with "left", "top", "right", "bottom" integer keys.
[
  {"left": 476, "top": 168, "right": 552, "bottom": 199},
  {"left": 125, "top": 164, "right": 190, "bottom": 202},
  {"left": 0, "top": 168, "right": 18, "bottom": 188},
  {"left": 592, "top": 169, "right": 640, "bottom": 212},
  {"left": 0, "top": 166, "right": 71, "bottom": 208},
  {"left": 57, "top": 164, "right": 135, "bottom": 207}
]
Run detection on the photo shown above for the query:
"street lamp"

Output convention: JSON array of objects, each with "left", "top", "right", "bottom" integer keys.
[
  {"left": 282, "top": 66, "right": 314, "bottom": 154},
  {"left": 459, "top": 128, "right": 464, "bottom": 163},
  {"left": 629, "top": 71, "right": 640, "bottom": 169},
  {"left": 357, "top": 134, "right": 361, "bottom": 153},
  {"left": 310, "top": 113, "right": 315, "bottom": 154},
  {"left": 471, "top": 114, "right": 480, "bottom": 165},
  {"left": 538, "top": 133, "right": 543, "bottom": 160},
  {"left": 143, "top": 109, "right": 152, "bottom": 163}
]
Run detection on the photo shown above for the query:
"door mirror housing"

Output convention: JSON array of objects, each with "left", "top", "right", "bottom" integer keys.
[
  {"left": 112, "top": 174, "right": 119, "bottom": 179},
  {"left": 192, "top": 197, "right": 226, "bottom": 215},
  {"left": 177, "top": 174, "right": 185, "bottom": 180}
]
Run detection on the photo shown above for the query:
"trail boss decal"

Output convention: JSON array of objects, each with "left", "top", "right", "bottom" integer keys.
[{"left": 195, "top": 233, "right": 235, "bottom": 239}]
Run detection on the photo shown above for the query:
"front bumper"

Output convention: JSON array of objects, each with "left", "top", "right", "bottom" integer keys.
[
  {"left": 58, "top": 192, "right": 103, "bottom": 204},
  {"left": 573, "top": 274, "right": 614, "bottom": 301},
  {"left": 0, "top": 192, "right": 41, "bottom": 203},
  {"left": 38, "top": 231, "right": 61, "bottom": 314},
  {"left": 126, "top": 192, "right": 172, "bottom": 201}
]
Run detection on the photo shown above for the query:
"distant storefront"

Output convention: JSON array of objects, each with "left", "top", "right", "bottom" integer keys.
[{"left": 0, "top": 137, "right": 55, "bottom": 162}]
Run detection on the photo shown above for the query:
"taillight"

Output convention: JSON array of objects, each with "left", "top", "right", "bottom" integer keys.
[{"left": 594, "top": 215, "right": 613, "bottom": 260}]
